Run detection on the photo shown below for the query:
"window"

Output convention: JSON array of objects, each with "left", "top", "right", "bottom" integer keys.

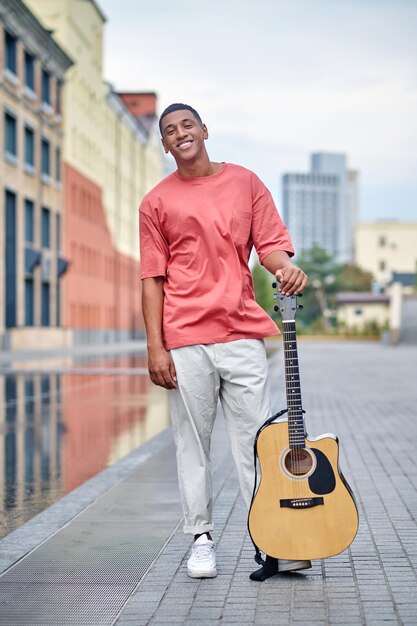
[
  {"left": 56, "top": 213, "right": 61, "bottom": 252},
  {"left": 354, "top": 309, "right": 363, "bottom": 316},
  {"left": 57, "top": 281, "right": 61, "bottom": 326},
  {"left": 41, "top": 69, "right": 51, "bottom": 105},
  {"left": 42, "top": 207, "right": 50, "bottom": 248},
  {"left": 5, "top": 31, "right": 17, "bottom": 75},
  {"left": 25, "top": 199, "right": 35, "bottom": 243},
  {"left": 4, "top": 112, "right": 17, "bottom": 158},
  {"left": 378, "top": 235, "right": 386, "bottom": 247},
  {"left": 41, "top": 138, "right": 50, "bottom": 177},
  {"left": 56, "top": 146, "right": 61, "bottom": 183},
  {"left": 41, "top": 282, "right": 50, "bottom": 326},
  {"left": 24, "top": 126, "right": 35, "bottom": 168},
  {"left": 25, "top": 279, "right": 34, "bottom": 326},
  {"left": 379, "top": 260, "right": 386, "bottom": 271},
  {"left": 24, "top": 51, "right": 35, "bottom": 91},
  {"left": 56, "top": 79, "right": 62, "bottom": 114},
  {"left": 5, "top": 190, "right": 17, "bottom": 328}
]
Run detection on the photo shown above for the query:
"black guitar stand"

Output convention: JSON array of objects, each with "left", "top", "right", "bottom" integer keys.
[{"left": 249, "top": 555, "right": 279, "bottom": 581}]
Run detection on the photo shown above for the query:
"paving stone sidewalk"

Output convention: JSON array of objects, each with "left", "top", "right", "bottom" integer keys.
[{"left": 115, "top": 340, "right": 417, "bottom": 626}]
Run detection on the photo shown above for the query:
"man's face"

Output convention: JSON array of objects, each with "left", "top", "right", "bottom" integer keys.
[{"left": 161, "top": 110, "right": 208, "bottom": 163}]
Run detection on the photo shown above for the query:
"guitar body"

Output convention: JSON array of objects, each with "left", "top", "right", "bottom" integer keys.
[{"left": 248, "top": 419, "right": 359, "bottom": 561}]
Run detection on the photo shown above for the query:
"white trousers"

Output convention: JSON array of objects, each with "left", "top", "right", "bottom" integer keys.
[{"left": 169, "top": 339, "right": 271, "bottom": 535}]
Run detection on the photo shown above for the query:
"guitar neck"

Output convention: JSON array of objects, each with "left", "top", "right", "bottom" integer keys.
[{"left": 282, "top": 320, "right": 305, "bottom": 449}]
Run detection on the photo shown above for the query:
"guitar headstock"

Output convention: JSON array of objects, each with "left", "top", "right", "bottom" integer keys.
[{"left": 272, "top": 282, "right": 303, "bottom": 322}]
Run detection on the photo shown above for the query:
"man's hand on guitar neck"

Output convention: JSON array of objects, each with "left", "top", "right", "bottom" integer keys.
[
  {"left": 275, "top": 265, "right": 308, "bottom": 296},
  {"left": 262, "top": 251, "right": 308, "bottom": 296}
]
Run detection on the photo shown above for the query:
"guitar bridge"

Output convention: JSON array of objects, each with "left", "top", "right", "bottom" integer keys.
[{"left": 280, "top": 497, "right": 324, "bottom": 509}]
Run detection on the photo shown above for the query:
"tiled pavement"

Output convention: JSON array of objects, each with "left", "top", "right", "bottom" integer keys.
[
  {"left": 115, "top": 340, "right": 417, "bottom": 626},
  {"left": 1, "top": 340, "right": 416, "bottom": 625}
]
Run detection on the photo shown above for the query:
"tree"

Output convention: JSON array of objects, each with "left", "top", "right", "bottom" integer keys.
[
  {"left": 335, "top": 264, "right": 373, "bottom": 292},
  {"left": 252, "top": 246, "right": 375, "bottom": 334},
  {"left": 296, "top": 247, "right": 374, "bottom": 331},
  {"left": 252, "top": 262, "right": 274, "bottom": 315},
  {"left": 295, "top": 246, "right": 339, "bottom": 331}
]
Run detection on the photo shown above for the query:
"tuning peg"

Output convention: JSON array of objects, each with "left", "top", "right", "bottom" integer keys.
[
  {"left": 273, "top": 293, "right": 278, "bottom": 299},
  {"left": 274, "top": 305, "right": 279, "bottom": 311},
  {"left": 298, "top": 304, "right": 304, "bottom": 310},
  {"left": 298, "top": 293, "right": 303, "bottom": 297},
  {"left": 272, "top": 282, "right": 277, "bottom": 288}
]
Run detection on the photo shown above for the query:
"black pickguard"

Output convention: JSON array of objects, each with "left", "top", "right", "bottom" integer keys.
[{"left": 308, "top": 448, "right": 336, "bottom": 495}]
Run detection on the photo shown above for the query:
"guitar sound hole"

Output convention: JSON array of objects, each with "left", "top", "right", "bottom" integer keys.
[{"left": 284, "top": 449, "right": 313, "bottom": 476}]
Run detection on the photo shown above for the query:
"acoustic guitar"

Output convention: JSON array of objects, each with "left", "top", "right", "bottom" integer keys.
[{"left": 248, "top": 284, "right": 359, "bottom": 561}]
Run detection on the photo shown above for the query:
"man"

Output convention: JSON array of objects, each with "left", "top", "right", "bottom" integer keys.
[{"left": 139, "top": 103, "right": 309, "bottom": 579}]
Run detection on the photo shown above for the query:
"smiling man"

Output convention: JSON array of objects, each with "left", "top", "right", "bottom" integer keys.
[{"left": 139, "top": 103, "right": 309, "bottom": 580}]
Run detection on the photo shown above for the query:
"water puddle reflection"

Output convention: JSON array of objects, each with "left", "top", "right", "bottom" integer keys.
[{"left": 0, "top": 353, "right": 169, "bottom": 539}]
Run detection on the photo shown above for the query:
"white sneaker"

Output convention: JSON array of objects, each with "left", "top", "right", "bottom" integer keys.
[
  {"left": 187, "top": 534, "right": 217, "bottom": 578},
  {"left": 278, "top": 559, "right": 312, "bottom": 572}
]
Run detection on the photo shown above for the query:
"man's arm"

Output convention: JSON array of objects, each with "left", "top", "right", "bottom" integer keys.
[
  {"left": 142, "top": 277, "right": 177, "bottom": 389},
  {"left": 262, "top": 250, "right": 308, "bottom": 295}
]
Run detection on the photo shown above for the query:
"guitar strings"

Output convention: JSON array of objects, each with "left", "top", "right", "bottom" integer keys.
[{"left": 284, "top": 321, "right": 304, "bottom": 500}]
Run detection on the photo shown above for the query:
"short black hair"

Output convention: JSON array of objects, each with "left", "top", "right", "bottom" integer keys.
[{"left": 159, "top": 103, "right": 203, "bottom": 135}]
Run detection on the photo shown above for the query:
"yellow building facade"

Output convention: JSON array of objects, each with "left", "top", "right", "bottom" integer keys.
[
  {"left": 25, "top": 0, "right": 164, "bottom": 260},
  {"left": 0, "top": 0, "right": 72, "bottom": 350},
  {"left": 336, "top": 293, "right": 390, "bottom": 333},
  {"left": 24, "top": 0, "right": 165, "bottom": 344},
  {"left": 355, "top": 221, "right": 417, "bottom": 289}
]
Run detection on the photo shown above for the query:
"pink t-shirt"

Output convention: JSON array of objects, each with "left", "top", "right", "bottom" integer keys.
[{"left": 139, "top": 163, "right": 294, "bottom": 350}]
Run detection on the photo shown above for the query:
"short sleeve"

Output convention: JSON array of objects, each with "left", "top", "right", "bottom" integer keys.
[
  {"left": 139, "top": 201, "right": 169, "bottom": 279},
  {"left": 250, "top": 174, "right": 294, "bottom": 263}
]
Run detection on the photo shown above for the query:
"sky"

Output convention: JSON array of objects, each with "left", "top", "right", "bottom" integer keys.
[{"left": 101, "top": 0, "right": 417, "bottom": 222}]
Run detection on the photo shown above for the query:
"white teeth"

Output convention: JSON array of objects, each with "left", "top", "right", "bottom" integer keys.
[{"left": 179, "top": 141, "right": 191, "bottom": 148}]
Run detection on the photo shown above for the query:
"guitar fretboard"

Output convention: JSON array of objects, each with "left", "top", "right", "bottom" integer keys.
[{"left": 282, "top": 321, "right": 305, "bottom": 448}]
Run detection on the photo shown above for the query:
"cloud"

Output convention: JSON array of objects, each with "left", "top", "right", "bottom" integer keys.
[{"left": 101, "top": 0, "right": 417, "bottom": 220}]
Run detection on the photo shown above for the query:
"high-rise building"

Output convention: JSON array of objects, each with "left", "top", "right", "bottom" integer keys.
[
  {"left": 0, "top": 0, "right": 72, "bottom": 350},
  {"left": 282, "top": 152, "right": 358, "bottom": 263}
]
